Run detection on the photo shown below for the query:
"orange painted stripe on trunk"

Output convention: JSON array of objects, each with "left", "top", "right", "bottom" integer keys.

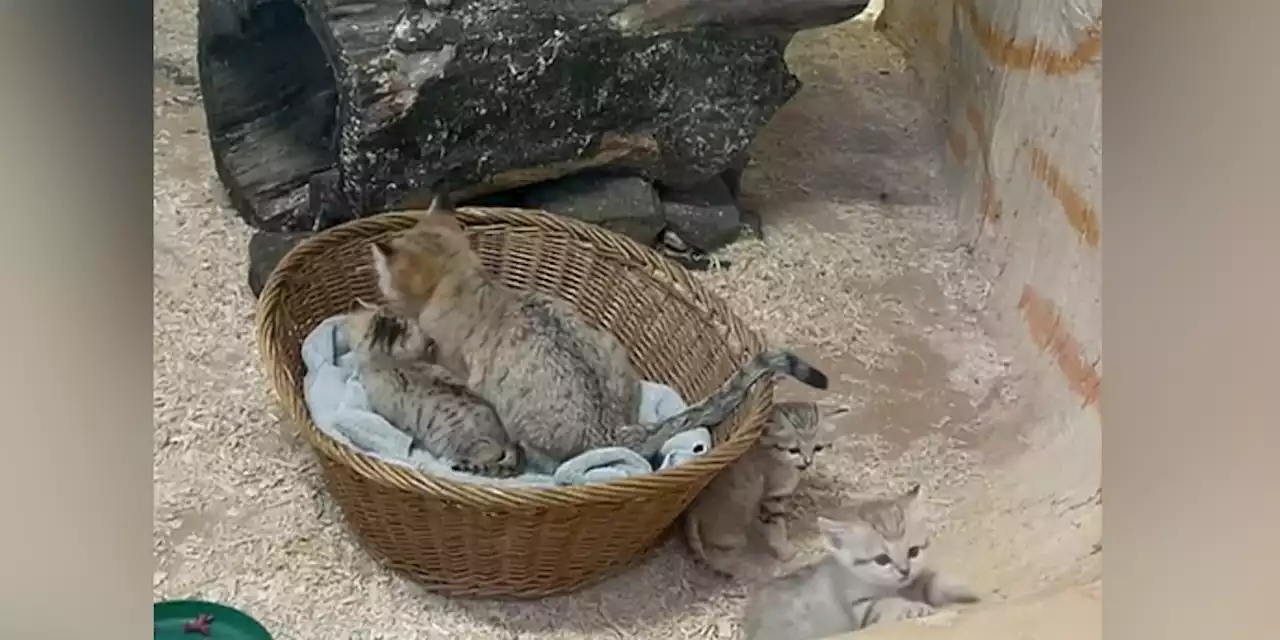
[
  {"left": 1018, "top": 285, "right": 1101, "bottom": 409},
  {"left": 957, "top": 0, "right": 1102, "bottom": 76},
  {"left": 1029, "top": 145, "right": 1101, "bottom": 247}
]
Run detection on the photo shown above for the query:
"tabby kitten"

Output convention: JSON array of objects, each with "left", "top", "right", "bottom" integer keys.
[
  {"left": 368, "top": 194, "right": 828, "bottom": 472},
  {"left": 740, "top": 484, "right": 979, "bottom": 640},
  {"left": 344, "top": 305, "right": 524, "bottom": 478},
  {"left": 683, "top": 401, "right": 848, "bottom": 576}
]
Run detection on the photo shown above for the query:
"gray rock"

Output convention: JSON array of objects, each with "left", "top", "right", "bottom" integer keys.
[
  {"left": 248, "top": 230, "right": 314, "bottom": 298},
  {"left": 659, "top": 177, "right": 742, "bottom": 252},
  {"left": 520, "top": 174, "right": 665, "bottom": 245},
  {"left": 196, "top": 0, "right": 870, "bottom": 231}
]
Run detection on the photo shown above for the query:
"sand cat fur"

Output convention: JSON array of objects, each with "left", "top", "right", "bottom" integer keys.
[
  {"left": 344, "top": 304, "right": 523, "bottom": 477},
  {"left": 369, "top": 195, "right": 829, "bottom": 472},
  {"left": 740, "top": 484, "right": 980, "bottom": 640},
  {"left": 683, "top": 401, "right": 847, "bottom": 575}
]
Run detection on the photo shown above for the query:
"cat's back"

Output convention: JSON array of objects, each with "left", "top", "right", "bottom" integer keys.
[
  {"left": 481, "top": 291, "right": 638, "bottom": 422},
  {"left": 742, "top": 560, "right": 856, "bottom": 640}
]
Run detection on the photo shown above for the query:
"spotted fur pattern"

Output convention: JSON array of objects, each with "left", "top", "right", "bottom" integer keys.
[{"left": 344, "top": 306, "right": 523, "bottom": 477}]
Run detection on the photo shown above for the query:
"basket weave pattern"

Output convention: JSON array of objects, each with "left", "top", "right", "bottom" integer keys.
[{"left": 256, "top": 208, "right": 773, "bottom": 598}]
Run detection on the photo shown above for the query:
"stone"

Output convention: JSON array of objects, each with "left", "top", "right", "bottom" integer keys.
[
  {"left": 519, "top": 174, "right": 666, "bottom": 245},
  {"left": 659, "top": 177, "right": 743, "bottom": 252},
  {"left": 196, "top": 0, "right": 870, "bottom": 231},
  {"left": 247, "top": 230, "right": 314, "bottom": 298}
]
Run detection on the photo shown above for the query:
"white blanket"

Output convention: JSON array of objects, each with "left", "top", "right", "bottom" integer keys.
[{"left": 300, "top": 314, "right": 711, "bottom": 487}]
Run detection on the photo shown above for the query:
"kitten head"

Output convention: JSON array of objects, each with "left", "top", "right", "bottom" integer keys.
[
  {"left": 760, "top": 401, "right": 850, "bottom": 471},
  {"left": 369, "top": 194, "right": 481, "bottom": 315},
  {"left": 344, "top": 303, "right": 436, "bottom": 363},
  {"left": 818, "top": 484, "right": 930, "bottom": 591}
]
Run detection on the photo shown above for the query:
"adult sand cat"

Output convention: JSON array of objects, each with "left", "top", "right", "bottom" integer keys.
[
  {"left": 344, "top": 304, "right": 524, "bottom": 477},
  {"left": 369, "top": 195, "right": 830, "bottom": 472},
  {"left": 740, "top": 484, "right": 980, "bottom": 640},
  {"left": 683, "top": 401, "right": 848, "bottom": 576}
]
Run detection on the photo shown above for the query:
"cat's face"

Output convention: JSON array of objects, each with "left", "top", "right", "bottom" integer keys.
[
  {"left": 345, "top": 305, "right": 436, "bottom": 362},
  {"left": 369, "top": 203, "right": 478, "bottom": 315},
  {"left": 760, "top": 402, "right": 849, "bottom": 471},
  {"left": 819, "top": 484, "right": 930, "bottom": 591}
]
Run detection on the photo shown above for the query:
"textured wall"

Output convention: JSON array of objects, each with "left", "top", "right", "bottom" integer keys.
[{"left": 844, "top": 1, "right": 1103, "bottom": 633}]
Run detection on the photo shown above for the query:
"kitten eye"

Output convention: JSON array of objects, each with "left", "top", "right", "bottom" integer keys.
[
  {"left": 813, "top": 444, "right": 826, "bottom": 452},
  {"left": 907, "top": 546, "right": 922, "bottom": 559},
  {"left": 788, "top": 447, "right": 801, "bottom": 454},
  {"left": 873, "top": 554, "right": 892, "bottom": 566}
]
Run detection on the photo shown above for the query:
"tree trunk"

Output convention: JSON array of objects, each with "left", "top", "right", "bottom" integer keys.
[{"left": 197, "top": 0, "right": 869, "bottom": 232}]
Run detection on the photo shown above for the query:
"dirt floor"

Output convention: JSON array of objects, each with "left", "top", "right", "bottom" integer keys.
[{"left": 154, "top": 5, "right": 1036, "bottom": 638}]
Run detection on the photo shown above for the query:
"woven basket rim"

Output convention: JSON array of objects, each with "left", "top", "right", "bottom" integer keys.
[{"left": 256, "top": 207, "right": 770, "bottom": 511}]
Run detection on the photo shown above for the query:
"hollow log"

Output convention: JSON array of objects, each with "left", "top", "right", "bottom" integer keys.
[{"left": 197, "top": 0, "right": 869, "bottom": 231}]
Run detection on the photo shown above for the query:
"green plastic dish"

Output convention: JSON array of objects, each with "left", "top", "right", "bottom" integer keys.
[{"left": 154, "top": 600, "right": 273, "bottom": 640}]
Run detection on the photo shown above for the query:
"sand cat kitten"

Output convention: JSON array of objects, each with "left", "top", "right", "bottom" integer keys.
[
  {"left": 369, "top": 195, "right": 827, "bottom": 472},
  {"left": 683, "top": 401, "right": 848, "bottom": 575},
  {"left": 344, "top": 305, "right": 524, "bottom": 477},
  {"left": 740, "top": 484, "right": 979, "bottom": 640}
]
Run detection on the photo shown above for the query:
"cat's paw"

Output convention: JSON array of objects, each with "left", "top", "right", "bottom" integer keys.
[
  {"left": 869, "top": 598, "right": 936, "bottom": 625},
  {"left": 892, "top": 601, "right": 936, "bottom": 621},
  {"left": 452, "top": 460, "right": 521, "bottom": 479}
]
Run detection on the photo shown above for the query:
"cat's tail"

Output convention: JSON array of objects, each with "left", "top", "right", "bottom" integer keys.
[{"left": 631, "top": 349, "right": 829, "bottom": 456}]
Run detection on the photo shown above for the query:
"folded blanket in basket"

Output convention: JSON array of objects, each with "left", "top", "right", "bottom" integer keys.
[{"left": 301, "top": 314, "right": 712, "bottom": 487}]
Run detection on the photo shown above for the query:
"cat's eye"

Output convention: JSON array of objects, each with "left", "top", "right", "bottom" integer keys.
[
  {"left": 788, "top": 447, "right": 801, "bottom": 454},
  {"left": 813, "top": 444, "right": 826, "bottom": 452},
  {"left": 907, "top": 546, "right": 921, "bottom": 558},
  {"left": 873, "top": 554, "right": 892, "bottom": 566}
]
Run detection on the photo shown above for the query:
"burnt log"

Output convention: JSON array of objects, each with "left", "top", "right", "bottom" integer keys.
[{"left": 197, "top": 0, "right": 869, "bottom": 232}]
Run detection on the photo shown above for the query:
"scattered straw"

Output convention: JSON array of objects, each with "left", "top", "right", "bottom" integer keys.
[{"left": 154, "top": 4, "right": 1013, "bottom": 637}]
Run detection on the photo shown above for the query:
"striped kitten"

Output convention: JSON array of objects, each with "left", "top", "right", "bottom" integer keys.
[
  {"left": 740, "top": 484, "right": 979, "bottom": 640},
  {"left": 684, "top": 401, "right": 848, "bottom": 575},
  {"left": 344, "top": 305, "right": 524, "bottom": 478},
  {"left": 368, "top": 193, "right": 829, "bottom": 472}
]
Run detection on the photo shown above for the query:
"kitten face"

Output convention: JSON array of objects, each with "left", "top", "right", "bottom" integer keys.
[
  {"left": 761, "top": 402, "right": 849, "bottom": 470},
  {"left": 345, "top": 306, "right": 435, "bottom": 362},
  {"left": 819, "top": 484, "right": 930, "bottom": 590},
  {"left": 368, "top": 204, "right": 476, "bottom": 314}
]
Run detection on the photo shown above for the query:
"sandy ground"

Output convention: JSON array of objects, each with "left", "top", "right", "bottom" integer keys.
[{"left": 153, "top": 5, "right": 1023, "bottom": 638}]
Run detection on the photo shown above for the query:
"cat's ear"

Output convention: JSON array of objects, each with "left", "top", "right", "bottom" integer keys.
[
  {"left": 427, "top": 190, "right": 455, "bottom": 216},
  {"left": 817, "top": 516, "right": 871, "bottom": 553},
  {"left": 370, "top": 239, "right": 398, "bottom": 297},
  {"left": 823, "top": 404, "right": 852, "bottom": 421},
  {"left": 901, "top": 482, "right": 923, "bottom": 502}
]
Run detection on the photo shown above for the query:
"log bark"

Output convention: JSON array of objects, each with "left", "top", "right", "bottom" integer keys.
[{"left": 197, "top": 0, "right": 869, "bottom": 232}]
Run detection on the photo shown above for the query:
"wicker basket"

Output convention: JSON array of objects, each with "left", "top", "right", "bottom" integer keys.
[{"left": 256, "top": 207, "right": 774, "bottom": 598}]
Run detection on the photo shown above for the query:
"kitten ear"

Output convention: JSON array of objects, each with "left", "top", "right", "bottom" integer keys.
[
  {"left": 823, "top": 404, "right": 852, "bottom": 420},
  {"left": 902, "top": 483, "right": 922, "bottom": 501},
  {"left": 370, "top": 240, "right": 398, "bottom": 298},
  {"left": 427, "top": 190, "right": 456, "bottom": 216},
  {"left": 817, "top": 516, "right": 870, "bottom": 553}
]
